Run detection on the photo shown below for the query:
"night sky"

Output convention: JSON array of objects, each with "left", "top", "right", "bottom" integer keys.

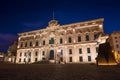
[{"left": 0, "top": 0, "right": 120, "bottom": 52}]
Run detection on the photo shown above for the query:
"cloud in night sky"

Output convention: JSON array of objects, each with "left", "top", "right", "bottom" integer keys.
[{"left": 0, "top": 33, "right": 17, "bottom": 52}]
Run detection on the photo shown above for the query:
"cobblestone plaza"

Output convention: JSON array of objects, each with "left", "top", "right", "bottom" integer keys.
[{"left": 0, "top": 64, "right": 120, "bottom": 80}]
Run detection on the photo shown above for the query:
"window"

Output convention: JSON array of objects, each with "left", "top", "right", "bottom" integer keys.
[
  {"left": 49, "top": 38, "right": 54, "bottom": 44},
  {"left": 88, "top": 56, "right": 91, "bottom": 61},
  {"left": 35, "top": 51, "right": 38, "bottom": 56},
  {"left": 68, "top": 37, "right": 72, "bottom": 43},
  {"left": 25, "top": 42, "right": 27, "bottom": 47},
  {"left": 86, "top": 35, "right": 89, "bottom": 41},
  {"left": 69, "top": 49, "right": 72, "bottom": 54},
  {"left": 24, "top": 58, "right": 26, "bottom": 62},
  {"left": 19, "top": 58, "right": 21, "bottom": 62},
  {"left": 24, "top": 53, "right": 26, "bottom": 57},
  {"left": 43, "top": 40, "right": 45, "bottom": 45},
  {"left": 20, "top": 53, "right": 22, "bottom": 57},
  {"left": 79, "top": 56, "right": 83, "bottom": 62},
  {"left": 42, "top": 51, "right": 45, "bottom": 56},
  {"left": 118, "top": 51, "right": 120, "bottom": 54},
  {"left": 116, "top": 44, "right": 119, "bottom": 48},
  {"left": 94, "top": 34, "right": 97, "bottom": 40},
  {"left": 29, "top": 41, "right": 32, "bottom": 47},
  {"left": 35, "top": 58, "right": 37, "bottom": 62},
  {"left": 69, "top": 57, "right": 72, "bottom": 62},
  {"left": 20, "top": 42, "right": 23, "bottom": 48},
  {"left": 87, "top": 48, "right": 91, "bottom": 53},
  {"left": 28, "top": 52, "right": 31, "bottom": 57},
  {"left": 28, "top": 58, "right": 31, "bottom": 62},
  {"left": 60, "top": 38, "right": 63, "bottom": 44},
  {"left": 78, "top": 36, "right": 81, "bottom": 42},
  {"left": 35, "top": 41, "right": 39, "bottom": 46},
  {"left": 115, "top": 37, "right": 117, "bottom": 39},
  {"left": 42, "top": 58, "right": 45, "bottom": 60},
  {"left": 60, "top": 57, "right": 63, "bottom": 62},
  {"left": 96, "top": 47, "right": 98, "bottom": 53},
  {"left": 79, "top": 48, "right": 82, "bottom": 54}
]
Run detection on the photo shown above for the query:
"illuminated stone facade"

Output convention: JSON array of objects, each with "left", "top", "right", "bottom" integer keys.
[
  {"left": 109, "top": 31, "right": 120, "bottom": 63},
  {"left": 16, "top": 18, "right": 104, "bottom": 64}
]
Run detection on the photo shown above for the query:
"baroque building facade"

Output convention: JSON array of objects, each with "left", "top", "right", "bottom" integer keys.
[{"left": 16, "top": 18, "right": 104, "bottom": 64}]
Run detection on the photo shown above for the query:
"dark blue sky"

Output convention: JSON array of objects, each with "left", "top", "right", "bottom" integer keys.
[{"left": 0, "top": 0, "right": 120, "bottom": 52}]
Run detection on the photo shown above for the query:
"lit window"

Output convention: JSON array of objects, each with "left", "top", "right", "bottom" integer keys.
[
  {"left": 86, "top": 35, "right": 89, "bottom": 41},
  {"left": 68, "top": 37, "right": 72, "bottom": 43},
  {"left": 79, "top": 48, "right": 82, "bottom": 54},
  {"left": 88, "top": 56, "right": 91, "bottom": 61},
  {"left": 69, "top": 57, "right": 72, "bottom": 62},
  {"left": 87, "top": 48, "right": 91, "bottom": 53},
  {"left": 69, "top": 49, "right": 72, "bottom": 54},
  {"left": 78, "top": 36, "right": 81, "bottom": 42},
  {"left": 60, "top": 38, "right": 63, "bottom": 44},
  {"left": 79, "top": 56, "right": 83, "bottom": 62}
]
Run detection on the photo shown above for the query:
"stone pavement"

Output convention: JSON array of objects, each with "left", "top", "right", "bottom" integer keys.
[{"left": 0, "top": 64, "right": 120, "bottom": 80}]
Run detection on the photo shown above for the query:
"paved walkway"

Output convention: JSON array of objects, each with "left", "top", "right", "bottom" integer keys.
[{"left": 0, "top": 64, "right": 120, "bottom": 80}]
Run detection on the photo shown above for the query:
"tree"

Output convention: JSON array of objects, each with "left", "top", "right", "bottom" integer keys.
[{"left": 7, "top": 41, "right": 17, "bottom": 56}]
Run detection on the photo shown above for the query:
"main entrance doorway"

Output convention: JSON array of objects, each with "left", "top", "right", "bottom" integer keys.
[{"left": 50, "top": 50, "right": 54, "bottom": 60}]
